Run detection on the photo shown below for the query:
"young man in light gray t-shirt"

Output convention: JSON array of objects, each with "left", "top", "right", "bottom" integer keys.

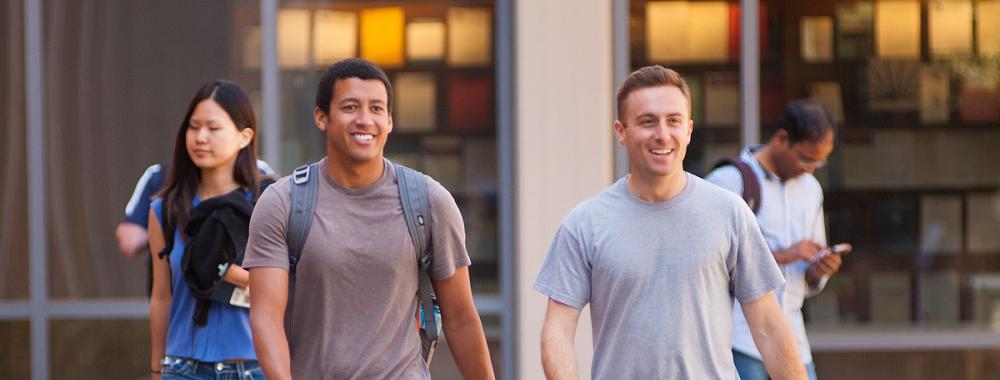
[
  {"left": 244, "top": 59, "right": 495, "bottom": 380},
  {"left": 535, "top": 66, "right": 806, "bottom": 380}
]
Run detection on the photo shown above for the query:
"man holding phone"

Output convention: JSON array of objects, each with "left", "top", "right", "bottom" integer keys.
[{"left": 706, "top": 99, "right": 848, "bottom": 380}]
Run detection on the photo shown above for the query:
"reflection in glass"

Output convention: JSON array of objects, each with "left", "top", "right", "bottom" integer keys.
[
  {"left": 50, "top": 319, "right": 148, "bottom": 379},
  {"left": 1, "top": 0, "right": 29, "bottom": 300}
]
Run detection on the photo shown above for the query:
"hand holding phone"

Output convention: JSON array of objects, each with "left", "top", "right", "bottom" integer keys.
[
  {"left": 809, "top": 243, "right": 852, "bottom": 264},
  {"left": 829, "top": 243, "right": 852, "bottom": 255}
]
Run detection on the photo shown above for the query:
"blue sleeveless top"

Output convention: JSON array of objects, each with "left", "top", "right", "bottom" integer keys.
[{"left": 152, "top": 194, "right": 257, "bottom": 361}]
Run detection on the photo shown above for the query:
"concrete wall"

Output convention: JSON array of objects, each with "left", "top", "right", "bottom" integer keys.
[{"left": 515, "top": 0, "right": 614, "bottom": 378}]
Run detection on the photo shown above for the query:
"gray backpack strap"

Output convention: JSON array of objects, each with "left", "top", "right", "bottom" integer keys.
[
  {"left": 395, "top": 163, "right": 439, "bottom": 361},
  {"left": 286, "top": 162, "right": 321, "bottom": 272}
]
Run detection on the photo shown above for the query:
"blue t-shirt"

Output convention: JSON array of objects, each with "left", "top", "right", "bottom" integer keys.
[
  {"left": 125, "top": 160, "right": 276, "bottom": 227},
  {"left": 152, "top": 195, "right": 256, "bottom": 362}
]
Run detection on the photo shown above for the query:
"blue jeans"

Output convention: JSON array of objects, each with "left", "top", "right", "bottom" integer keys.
[
  {"left": 733, "top": 350, "right": 816, "bottom": 380},
  {"left": 160, "top": 356, "right": 265, "bottom": 380}
]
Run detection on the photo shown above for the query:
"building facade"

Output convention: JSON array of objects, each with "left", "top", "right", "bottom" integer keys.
[{"left": 2, "top": 0, "right": 1000, "bottom": 379}]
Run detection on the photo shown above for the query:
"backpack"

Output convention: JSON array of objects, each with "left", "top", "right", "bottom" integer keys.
[
  {"left": 285, "top": 161, "right": 442, "bottom": 363},
  {"left": 711, "top": 158, "right": 761, "bottom": 214}
]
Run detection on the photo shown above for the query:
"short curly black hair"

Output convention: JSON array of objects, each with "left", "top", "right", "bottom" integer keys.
[
  {"left": 315, "top": 58, "right": 393, "bottom": 115},
  {"left": 776, "top": 99, "right": 835, "bottom": 143}
]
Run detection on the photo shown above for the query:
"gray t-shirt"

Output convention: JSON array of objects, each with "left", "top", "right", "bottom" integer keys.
[
  {"left": 244, "top": 158, "right": 471, "bottom": 379},
  {"left": 534, "top": 173, "right": 784, "bottom": 379}
]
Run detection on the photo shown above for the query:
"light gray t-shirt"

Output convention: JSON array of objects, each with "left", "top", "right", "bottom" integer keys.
[
  {"left": 244, "top": 158, "right": 471, "bottom": 379},
  {"left": 534, "top": 173, "right": 784, "bottom": 379}
]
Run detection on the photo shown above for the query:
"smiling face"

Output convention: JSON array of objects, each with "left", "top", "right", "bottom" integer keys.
[
  {"left": 185, "top": 98, "right": 253, "bottom": 171},
  {"left": 614, "top": 85, "right": 693, "bottom": 182},
  {"left": 315, "top": 77, "right": 393, "bottom": 166}
]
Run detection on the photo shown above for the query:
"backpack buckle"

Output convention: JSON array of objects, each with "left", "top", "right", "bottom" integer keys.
[
  {"left": 293, "top": 165, "right": 310, "bottom": 185},
  {"left": 418, "top": 254, "right": 432, "bottom": 270}
]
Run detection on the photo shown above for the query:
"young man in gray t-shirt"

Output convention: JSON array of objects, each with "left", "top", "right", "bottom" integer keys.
[
  {"left": 535, "top": 66, "right": 806, "bottom": 379},
  {"left": 244, "top": 59, "right": 495, "bottom": 379}
]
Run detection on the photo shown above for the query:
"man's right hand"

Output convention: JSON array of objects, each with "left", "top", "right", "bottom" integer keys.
[
  {"left": 774, "top": 240, "right": 822, "bottom": 264},
  {"left": 115, "top": 222, "right": 149, "bottom": 257}
]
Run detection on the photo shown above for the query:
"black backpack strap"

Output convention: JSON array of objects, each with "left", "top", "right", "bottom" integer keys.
[
  {"left": 395, "top": 163, "right": 439, "bottom": 361},
  {"left": 158, "top": 201, "right": 177, "bottom": 260},
  {"left": 286, "top": 162, "right": 321, "bottom": 272},
  {"left": 712, "top": 158, "right": 762, "bottom": 214}
]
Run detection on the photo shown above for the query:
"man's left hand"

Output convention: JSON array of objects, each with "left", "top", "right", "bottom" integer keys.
[{"left": 806, "top": 250, "right": 842, "bottom": 284}]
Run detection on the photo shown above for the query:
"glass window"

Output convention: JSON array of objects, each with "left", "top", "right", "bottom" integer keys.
[
  {"left": 42, "top": 0, "right": 261, "bottom": 298},
  {"left": 630, "top": 0, "right": 758, "bottom": 175},
  {"left": 762, "top": 0, "right": 1000, "bottom": 331},
  {"left": 277, "top": 1, "right": 499, "bottom": 295},
  {"left": 50, "top": 319, "right": 148, "bottom": 378},
  {"left": 0, "top": 321, "right": 30, "bottom": 379},
  {"left": 1, "top": 0, "right": 28, "bottom": 300}
]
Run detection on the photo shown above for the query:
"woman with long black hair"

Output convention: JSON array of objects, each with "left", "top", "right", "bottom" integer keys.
[{"left": 148, "top": 80, "right": 266, "bottom": 379}]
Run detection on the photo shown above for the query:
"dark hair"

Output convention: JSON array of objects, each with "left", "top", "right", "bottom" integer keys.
[
  {"left": 315, "top": 58, "right": 393, "bottom": 115},
  {"left": 776, "top": 99, "right": 836, "bottom": 144},
  {"left": 158, "top": 80, "right": 260, "bottom": 236},
  {"left": 616, "top": 65, "right": 691, "bottom": 122}
]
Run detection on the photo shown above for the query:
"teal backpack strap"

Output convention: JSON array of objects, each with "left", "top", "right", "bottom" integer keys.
[
  {"left": 286, "top": 162, "right": 321, "bottom": 272},
  {"left": 395, "top": 163, "right": 440, "bottom": 362}
]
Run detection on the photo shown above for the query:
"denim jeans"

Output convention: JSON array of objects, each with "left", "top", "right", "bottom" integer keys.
[
  {"left": 733, "top": 350, "right": 817, "bottom": 380},
  {"left": 160, "top": 356, "right": 265, "bottom": 380}
]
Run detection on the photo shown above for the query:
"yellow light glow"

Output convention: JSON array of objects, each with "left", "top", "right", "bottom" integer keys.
[
  {"left": 361, "top": 7, "right": 405, "bottom": 67},
  {"left": 646, "top": 1, "right": 729, "bottom": 63},
  {"left": 929, "top": 0, "right": 972, "bottom": 57},
  {"left": 447, "top": 7, "right": 492, "bottom": 66},
  {"left": 979, "top": 1, "right": 1000, "bottom": 55},
  {"left": 407, "top": 19, "right": 446, "bottom": 61},
  {"left": 278, "top": 9, "right": 310, "bottom": 68},
  {"left": 314, "top": 10, "right": 358, "bottom": 65},
  {"left": 876, "top": 0, "right": 921, "bottom": 58}
]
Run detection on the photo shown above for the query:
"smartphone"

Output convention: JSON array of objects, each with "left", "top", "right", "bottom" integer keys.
[{"left": 830, "top": 243, "right": 852, "bottom": 255}]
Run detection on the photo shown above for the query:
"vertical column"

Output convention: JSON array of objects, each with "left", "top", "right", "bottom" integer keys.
[
  {"left": 261, "top": 0, "right": 281, "bottom": 171},
  {"left": 25, "top": 0, "right": 48, "bottom": 378},
  {"left": 495, "top": 0, "right": 516, "bottom": 378},
  {"left": 515, "top": 0, "right": 614, "bottom": 378},
  {"left": 740, "top": 0, "right": 761, "bottom": 146},
  {"left": 612, "top": 0, "right": 630, "bottom": 180}
]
